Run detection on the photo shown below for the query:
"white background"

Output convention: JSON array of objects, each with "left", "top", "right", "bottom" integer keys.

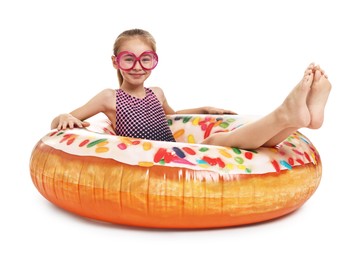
[{"left": 1, "top": 0, "right": 356, "bottom": 259}]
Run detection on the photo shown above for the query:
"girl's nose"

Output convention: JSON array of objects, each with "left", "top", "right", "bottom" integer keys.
[{"left": 133, "top": 60, "right": 142, "bottom": 70}]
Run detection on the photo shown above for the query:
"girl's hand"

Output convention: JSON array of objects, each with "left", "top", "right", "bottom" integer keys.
[
  {"left": 56, "top": 113, "right": 90, "bottom": 130},
  {"left": 204, "top": 106, "right": 237, "bottom": 115}
]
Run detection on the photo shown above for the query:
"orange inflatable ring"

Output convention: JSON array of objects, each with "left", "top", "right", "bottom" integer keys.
[{"left": 30, "top": 114, "right": 322, "bottom": 229}]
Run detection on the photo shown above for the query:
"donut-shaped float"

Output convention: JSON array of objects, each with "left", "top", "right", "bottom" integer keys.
[{"left": 30, "top": 114, "right": 322, "bottom": 229}]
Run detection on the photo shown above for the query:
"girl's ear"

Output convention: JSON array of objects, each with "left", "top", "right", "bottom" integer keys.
[{"left": 111, "top": 56, "right": 118, "bottom": 69}]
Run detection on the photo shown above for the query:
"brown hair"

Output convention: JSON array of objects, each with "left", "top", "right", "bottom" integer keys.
[{"left": 113, "top": 29, "right": 157, "bottom": 85}]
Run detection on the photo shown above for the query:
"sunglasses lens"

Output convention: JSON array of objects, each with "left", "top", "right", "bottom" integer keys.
[
  {"left": 118, "top": 53, "right": 136, "bottom": 70},
  {"left": 139, "top": 53, "right": 158, "bottom": 70}
]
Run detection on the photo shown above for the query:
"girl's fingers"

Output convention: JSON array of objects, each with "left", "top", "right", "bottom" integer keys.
[{"left": 57, "top": 117, "right": 88, "bottom": 130}]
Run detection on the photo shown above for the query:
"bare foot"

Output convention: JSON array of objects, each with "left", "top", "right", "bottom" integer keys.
[
  {"left": 277, "top": 64, "right": 314, "bottom": 128},
  {"left": 307, "top": 69, "right": 332, "bottom": 129}
]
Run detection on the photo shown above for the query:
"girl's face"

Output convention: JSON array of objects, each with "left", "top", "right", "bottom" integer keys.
[{"left": 112, "top": 38, "right": 155, "bottom": 87}]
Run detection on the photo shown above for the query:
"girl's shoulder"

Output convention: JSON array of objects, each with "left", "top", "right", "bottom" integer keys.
[
  {"left": 101, "top": 88, "right": 117, "bottom": 94},
  {"left": 98, "top": 88, "right": 116, "bottom": 98},
  {"left": 90, "top": 88, "right": 116, "bottom": 106},
  {"left": 148, "top": 86, "right": 163, "bottom": 92},
  {"left": 148, "top": 86, "right": 165, "bottom": 102},
  {"left": 149, "top": 86, "right": 165, "bottom": 95}
]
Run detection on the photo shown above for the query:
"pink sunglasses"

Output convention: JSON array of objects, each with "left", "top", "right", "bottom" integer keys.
[{"left": 115, "top": 51, "right": 159, "bottom": 71}]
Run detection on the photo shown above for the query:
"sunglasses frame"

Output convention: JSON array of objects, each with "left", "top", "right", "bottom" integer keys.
[{"left": 115, "top": 51, "right": 159, "bottom": 71}]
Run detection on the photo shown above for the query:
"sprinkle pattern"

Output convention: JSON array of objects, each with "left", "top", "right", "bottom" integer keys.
[{"left": 43, "top": 115, "right": 320, "bottom": 175}]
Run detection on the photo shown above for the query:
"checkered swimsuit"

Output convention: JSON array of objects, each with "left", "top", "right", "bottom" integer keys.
[{"left": 115, "top": 88, "right": 176, "bottom": 142}]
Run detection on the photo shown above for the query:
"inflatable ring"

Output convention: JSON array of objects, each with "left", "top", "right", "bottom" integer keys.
[{"left": 30, "top": 114, "right": 322, "bottom": 229}]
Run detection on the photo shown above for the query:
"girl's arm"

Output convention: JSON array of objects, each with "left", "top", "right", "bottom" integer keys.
[
  {"left": 51, "top": 89, "right": 115, "bottom": 130},
  {"left": 151, "top": 87, "right": 237, "bottom": 115}
]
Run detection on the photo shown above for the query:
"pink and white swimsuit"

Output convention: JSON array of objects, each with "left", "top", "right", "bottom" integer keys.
[{"left": 115, "top": 87, "right": 176, "bottom": 142}]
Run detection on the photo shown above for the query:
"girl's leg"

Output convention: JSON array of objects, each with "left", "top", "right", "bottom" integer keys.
[
  {"left": 262, "top": 127, "right": 298, "bottom": 147},
  {"left": 202, "top": 65, "right": 314, "bottom": 150}
]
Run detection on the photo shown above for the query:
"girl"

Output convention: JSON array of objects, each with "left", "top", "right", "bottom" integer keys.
[{"left": 51, "top": 28, "right": 331, "bottom": 150}]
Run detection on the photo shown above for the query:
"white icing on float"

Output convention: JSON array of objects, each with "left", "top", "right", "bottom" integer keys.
[{"left": 42, "top": 115, "right": 318, "bottom": 174}]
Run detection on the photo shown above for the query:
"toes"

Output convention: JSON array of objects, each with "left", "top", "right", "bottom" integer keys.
[
  {"left": 313, "top": 64, "right": 325, "bottom": 74},
  {"left": 313, "top": 65, "right": 320, "bottom": 72},
  {"left": 304, "top": 68, "right": 313, "bottom": 76},
  {"left": 314, "top": 70, "right": 322, "bottom": 81},
  {"left": 305, "top": 73, "right": 314, "bottom": 87},
  {"left": 305, "top": 63, "right": 315, "bottom": 75},
  {"left": 312, "top": 64, "right": 329, "bottom": 79}
]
